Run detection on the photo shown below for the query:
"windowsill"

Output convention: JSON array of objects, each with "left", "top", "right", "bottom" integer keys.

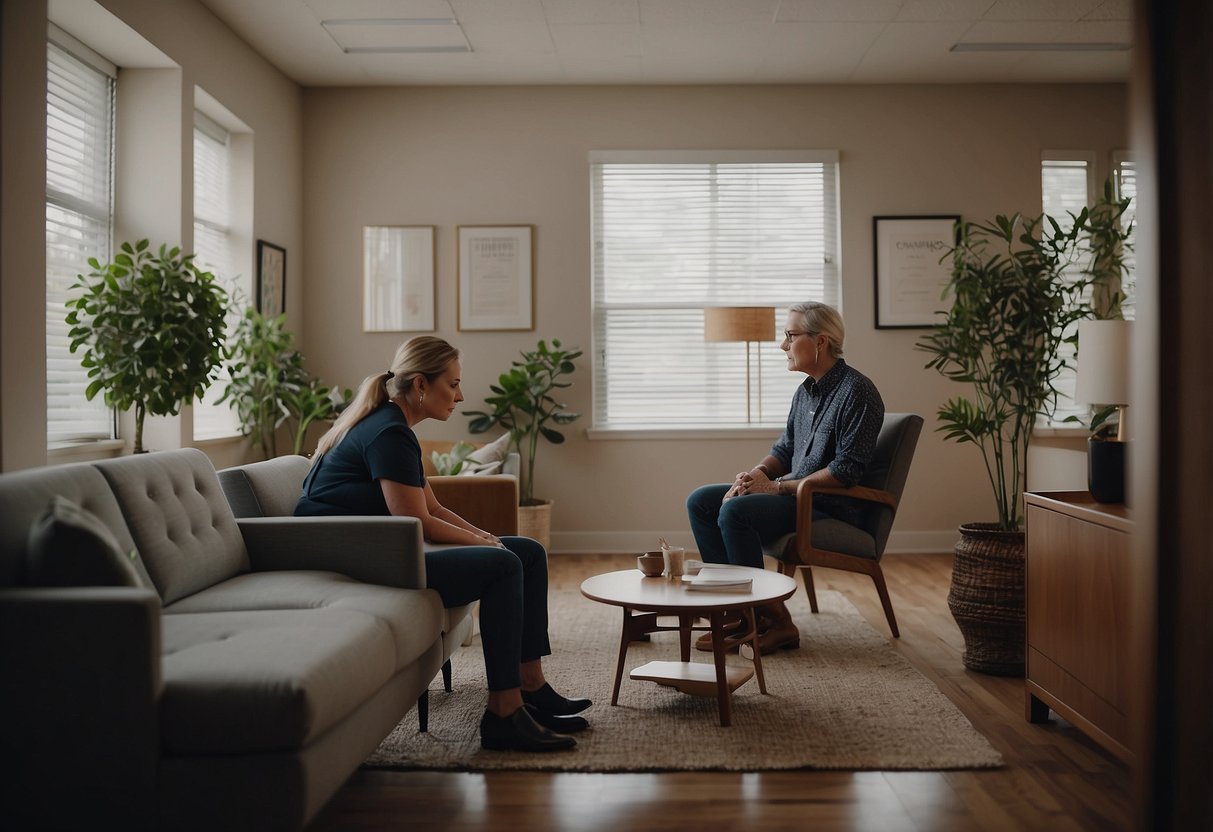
[
  {"left": 47, "top": 438, "right": 125, "bottom": 461},
  {"left": 192, "top": 434, "right": 244, "bottom": 447},
  {"left": 1032, "top": 425, "right": 1091, "bottom": 438},
  {"left": 586, "top": 426, "right": 784, "bottom": 441}
]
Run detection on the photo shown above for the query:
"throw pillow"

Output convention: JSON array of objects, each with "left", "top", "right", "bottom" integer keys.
[
  {"left": 25, "top": 496, "right": 146, "bottom": 589},
  {"left": 467, "top": 433, "right": 511, "bottom": 466},
  {"left": 457, "top": 459, "right": 504, "bottom": 476}
]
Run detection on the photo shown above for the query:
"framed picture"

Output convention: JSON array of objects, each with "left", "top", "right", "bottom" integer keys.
[
  {"left": 457, "top": 225, "right": 534, "bottom": 331},
  {"left": 873, "top": 215, "right": 960, "bottom": 329},
  {"left": 362, "top": 226, "right": 436, "bottom": 332},
  {"left": 256, "top": 240, "right": 286, "bottom": 318}
]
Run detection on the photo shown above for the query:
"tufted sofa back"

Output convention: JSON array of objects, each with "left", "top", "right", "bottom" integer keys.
[{"left": 92, "top": 449, "right": 248, "bottom": 604}]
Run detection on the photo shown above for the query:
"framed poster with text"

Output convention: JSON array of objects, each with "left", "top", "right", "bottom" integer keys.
[{"left": 873, "top": 215, "right": 959, "bottom": 329}]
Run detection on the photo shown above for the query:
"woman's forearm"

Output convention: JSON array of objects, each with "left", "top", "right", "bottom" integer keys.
[{"left": 423, "top": 514, "right": 492, "bottom": 545}]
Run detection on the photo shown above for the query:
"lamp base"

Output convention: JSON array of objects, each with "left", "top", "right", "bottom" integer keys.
[{"left": 1088, "top": 438, "right": 1126, "bottom": 504}]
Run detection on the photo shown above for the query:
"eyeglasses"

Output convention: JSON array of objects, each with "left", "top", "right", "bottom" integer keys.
[{"left": 783, "top": 330, "right": 817, "bottom": 342}]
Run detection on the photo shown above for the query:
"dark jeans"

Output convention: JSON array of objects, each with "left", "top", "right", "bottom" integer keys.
[
  {"left": 687, "top": 483, "right": 827, "bottom": 568},
  {"left": 423, "top": 536, "right": 550, "bottom": 692}
]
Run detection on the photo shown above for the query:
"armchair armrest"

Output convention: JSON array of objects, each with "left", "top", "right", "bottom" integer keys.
[
  {"left": 429, "top": 474, "right": 519, "bottom": 536},
  {"left": 237, "top": 515, "right": 427, "bottom": 589},
  {"left": 790, "top": 481, "right": 899, "bottom": 560},
  {"left": 0, "top": 588, "right": 160, "bottom": 829}
]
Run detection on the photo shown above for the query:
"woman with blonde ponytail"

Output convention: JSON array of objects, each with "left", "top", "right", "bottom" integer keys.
[{"left": 296, "top": 336, "right": 589, "bottom": 753}]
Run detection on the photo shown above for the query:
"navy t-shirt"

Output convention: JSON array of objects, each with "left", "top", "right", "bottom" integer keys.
[{"left": 294, "top": 402, "right": 424, "bottom": 516}]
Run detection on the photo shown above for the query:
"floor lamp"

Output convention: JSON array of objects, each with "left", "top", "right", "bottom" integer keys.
[{"left": 703, "top": 307, "right": 776, "bottom": 423}]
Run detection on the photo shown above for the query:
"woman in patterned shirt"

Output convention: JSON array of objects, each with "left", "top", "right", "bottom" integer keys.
[{"left": 687, "top": 302, "right": 885, "bottom": 655}]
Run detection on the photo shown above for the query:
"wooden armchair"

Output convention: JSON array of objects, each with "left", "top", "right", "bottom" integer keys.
[
  {"left": 762, "top": 413, "right": 923, "bottom": 638},
  {"left": 420, "top": 440, "right": 519, "bottom": 536}
]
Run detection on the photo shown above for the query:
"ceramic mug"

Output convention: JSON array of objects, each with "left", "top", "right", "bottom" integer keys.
[{"left": 662, "top": 545, "right": 686, "bottom": 577}]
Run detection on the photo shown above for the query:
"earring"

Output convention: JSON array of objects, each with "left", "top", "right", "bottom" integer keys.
[
  {"left": 814, "top": 346, "right": 820, "bottom": 361},
  {"left": 419, "top": 393, "right": 425, "bottom": 405}
]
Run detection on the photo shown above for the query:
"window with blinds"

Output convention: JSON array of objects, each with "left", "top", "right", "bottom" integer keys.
[
  {"left": 590, "top": 151, "right": 840, "bottom": 430},
  {"left": 1113, "top": 155, "right": 1137, "bottom": 321},
  {"left": 46, "top": 35, "right": 115, "bottom": 443},
  {"left": 191, "top": 111, "right": 241, "bottom": 440}
]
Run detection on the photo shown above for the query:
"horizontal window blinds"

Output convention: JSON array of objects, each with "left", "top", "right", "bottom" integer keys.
[
  {"left": 591, "top": 155, "right": 839, "bottom": 428},
  {"left": 46, "top": 39, "right": 114, "bottom": 442},
  {"left": 192, "top": 116, "right": 240, "bottom": 440}
]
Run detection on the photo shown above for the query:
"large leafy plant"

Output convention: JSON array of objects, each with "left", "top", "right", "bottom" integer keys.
[
  {"left": 917, "top": 214, "right": 1094, "bottom": 531},
  {"left": 66, "top": 240, "right": 227, "bottom": 453},
  {"left": 219, "top": 307, "right": 348, "bottom": 457},
  {"left": 465, "top": 339, "right": 582, "bottom": 505}
]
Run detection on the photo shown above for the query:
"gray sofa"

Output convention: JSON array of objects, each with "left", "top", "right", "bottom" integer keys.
[
  {"left": 215, "top": 453, "right": 477, "bottom": 699},
  {"left": 0, "top": 448, "right": 446, "bottom": 831}
]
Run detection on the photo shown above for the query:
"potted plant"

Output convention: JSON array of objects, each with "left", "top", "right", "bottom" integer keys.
[
  {"left": 465, "top": 338, "right": 582, "bottom": 547},
  {"left": 66, "top": 240, "right": 228, "bottom": 453},
  {"left": 219, "top": 306, "right": 348, "bottom": 458},
  {"left": 917, "top": 188, "right": 1132, "bottom": 675}
]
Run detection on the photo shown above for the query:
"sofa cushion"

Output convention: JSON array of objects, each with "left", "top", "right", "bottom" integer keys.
[
  {"left": 159, "top": 607, "right": 399, "bottom": 755},
  {"left": 164, "top": 570, "right": 444, "bottom": 671},
  {"left": 93, "top": 449, "right": 249, "bottom": 604},
  {"left": 26, "top": 496, "right": 151, "bottom": 589}
]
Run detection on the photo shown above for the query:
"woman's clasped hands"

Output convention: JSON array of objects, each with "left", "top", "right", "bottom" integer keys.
[{"left": 722, "top": 467, "right": 777, "bottom": 502}]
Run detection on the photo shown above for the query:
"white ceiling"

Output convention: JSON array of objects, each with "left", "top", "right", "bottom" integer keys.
[{"left": 193, "top": 0, "right": 1133, "bottom": 87}]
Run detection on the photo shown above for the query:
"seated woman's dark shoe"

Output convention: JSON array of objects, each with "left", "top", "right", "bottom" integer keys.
[
  {"left": 521, "top": 682, "right": 592, "bottom": 716},
  {"left": 524, "top": 704, "right": 589, "bottom": 733},
  {"left": 480, "top": 707, "right": 576, "bottom": 752}
]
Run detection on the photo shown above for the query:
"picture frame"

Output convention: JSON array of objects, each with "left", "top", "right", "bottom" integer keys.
[
  {"left": 457, "top": 225, "right": 534, "bottom": 331},
  {"left": 256, "top": 239, "right": 286, "bottom": 318},
  {"left": 873, "top": 215, "right": 960, "bottom": 329},
  {"left": 362, "top": 226, "right": 436, "bottom": 332}
]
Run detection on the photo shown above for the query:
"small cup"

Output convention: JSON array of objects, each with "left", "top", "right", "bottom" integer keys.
[
  {"left": 662, "top": 545, "right": 686, "bottom": 577},
  {"left": 637, "top": 553, "right": 665, "bottom": 577}
]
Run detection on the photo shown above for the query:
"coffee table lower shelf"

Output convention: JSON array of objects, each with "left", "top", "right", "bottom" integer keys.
[{"left": 630, "top": 660, "right": 755, "bottom": 698}]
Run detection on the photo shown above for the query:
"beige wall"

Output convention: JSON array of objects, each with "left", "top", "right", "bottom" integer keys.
[
  {"left": 0, "top": 0, "right": 302, "bottom": 470},
  {"left": 302, "top": 83, "right": 1128, "bottom": 553}
]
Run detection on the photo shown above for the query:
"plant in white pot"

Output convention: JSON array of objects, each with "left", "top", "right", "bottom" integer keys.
[
  {"left": 465, "top": 339, "right": 582, "bottom": 548},
  {"left": 65, "top": 240, "right": 228, "bottom": 453}
]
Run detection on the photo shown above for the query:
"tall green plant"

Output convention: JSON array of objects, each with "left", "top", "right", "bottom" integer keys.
[
  {"left": 66, "top": 240, "right": 228, "bottom": 453},
  {"left": 219, "top": 307, "right": 348, "bottom": 457},
  {"left": 917, "top": 214, "right": 1094, "bottom": 531},
  {"left": 465, "top": 339, "right": 582, "bottom": 505}
]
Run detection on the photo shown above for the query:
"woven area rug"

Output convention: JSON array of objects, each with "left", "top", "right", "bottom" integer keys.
[{"left": 365, "top": 587, "right": 1003, "bottom": 772}]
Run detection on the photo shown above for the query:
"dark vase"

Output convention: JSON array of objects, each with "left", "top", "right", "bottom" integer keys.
[
  {"left": 947, "top": 522, "right": 1026, "bottom": 676},
  {"left": 1088, "top": 437, "right": 1126, "bottom": 504}
]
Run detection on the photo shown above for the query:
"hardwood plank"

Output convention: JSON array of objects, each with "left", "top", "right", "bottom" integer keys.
[{"left": 311, "top": 552, "right": 1132, "bottom": 831}]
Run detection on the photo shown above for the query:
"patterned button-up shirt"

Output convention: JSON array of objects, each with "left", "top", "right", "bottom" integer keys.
[{"left": 769, "top": 358, "right": 885, "bottom": 526}]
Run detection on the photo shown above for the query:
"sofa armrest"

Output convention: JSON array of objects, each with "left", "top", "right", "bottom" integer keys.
[
  {"left": 0, "top": 588, "right": 160, "bottom": 829},
  {"left": 429, "top": 474, "right": 519, "bottom": 536},
  {"left": 237, "top": 515, "right": 427, "bottom": 589}
]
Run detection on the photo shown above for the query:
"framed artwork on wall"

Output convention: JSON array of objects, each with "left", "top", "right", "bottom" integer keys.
[
  {"left": 456, "top": 225, "right": 534, "bottom": 331},
  {"left": 873, "top": 215, "right": 960, "bottom": 329},
  {"left": 256, "top": 239, "right": 286, "bottom": 318},
  {"left": 362, "top": 226, "right": 436, "bottom": 332}
]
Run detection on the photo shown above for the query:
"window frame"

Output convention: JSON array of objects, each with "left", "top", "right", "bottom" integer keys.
[{"left": 587, "top": 150, "right": 841, "bottom": 438}]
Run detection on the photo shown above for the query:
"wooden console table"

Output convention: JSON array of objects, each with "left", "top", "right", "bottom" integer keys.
[{"left": 1024, "top": 491, "right": 1133, "bottom": 763}]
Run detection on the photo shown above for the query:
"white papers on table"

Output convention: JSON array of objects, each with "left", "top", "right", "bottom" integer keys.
[{"left": 681, "top": 567, "right": 753, "bottom": 592}]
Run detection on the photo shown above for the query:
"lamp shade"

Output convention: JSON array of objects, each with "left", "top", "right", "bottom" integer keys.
[
  {"left": 703, "top": 307, "right": 775, "bottom": 342},
  {"left": 1075, "top": 319, "right": 1131, "bottom": 405}
]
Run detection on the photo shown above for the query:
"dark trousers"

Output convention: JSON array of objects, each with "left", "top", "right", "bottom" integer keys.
[
  {"left": 687, "top": 483, "right": 826, "bottom": 568},
  {"left": 423, "top": 536, "right": 550, "bottom": 691}
]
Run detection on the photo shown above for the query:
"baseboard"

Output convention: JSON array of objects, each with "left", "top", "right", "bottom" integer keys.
[{"left": 549, "top": 529, "right": 961, "bottom": 555}]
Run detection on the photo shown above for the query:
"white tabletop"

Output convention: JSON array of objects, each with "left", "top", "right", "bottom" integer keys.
[{"left": 580, "top": 566, "right": 796, "bottom": 612}]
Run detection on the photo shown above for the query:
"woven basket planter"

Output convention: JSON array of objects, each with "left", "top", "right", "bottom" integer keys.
[
  {"left": 947, "top": 522, "right": 1026, "bottom": 676},
  {"left": 517, "top": 499, "right": 552, "bottom": 551}
]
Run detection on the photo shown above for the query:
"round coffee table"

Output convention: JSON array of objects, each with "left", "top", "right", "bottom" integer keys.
[{"left": 580, "top": 566, "right": 796, "bottom": 726}]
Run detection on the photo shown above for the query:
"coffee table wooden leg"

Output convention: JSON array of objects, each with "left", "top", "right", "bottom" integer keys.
[
  {"left": 611, "top": 607, "right": 633, "bottom": 706},
  {"left": 745, "top": 607, "right": 769, "bottom": 694},
  {"left": 709, "top": 611, "right": 733, "bottom": 727},
  {"left": 679, "top": 613, "right": 692, "bottom": 661}
]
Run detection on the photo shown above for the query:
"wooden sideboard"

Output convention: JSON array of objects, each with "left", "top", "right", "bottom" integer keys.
[{"left": 1024, "top": 491, "right": 1133, "bottom": 763}]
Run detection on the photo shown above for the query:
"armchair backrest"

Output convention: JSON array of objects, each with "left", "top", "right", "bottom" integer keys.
[{"left": 857, "top": 413, "right": 924, "bottom": 555}]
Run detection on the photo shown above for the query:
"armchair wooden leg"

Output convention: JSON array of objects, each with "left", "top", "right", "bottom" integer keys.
[
  {"left": 802, "top": 567, "right": 819, "bottom": 614},
  {"left": 441, "top": 658, "right": 452, "bottom": 692},
  {"left": 870, "top": 565, "right": 899, "bottom": 638}
]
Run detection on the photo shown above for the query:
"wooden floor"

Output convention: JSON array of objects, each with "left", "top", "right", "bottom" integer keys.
[{"left": 310, "top": 552, "right": 1132, "bottom": 831}]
